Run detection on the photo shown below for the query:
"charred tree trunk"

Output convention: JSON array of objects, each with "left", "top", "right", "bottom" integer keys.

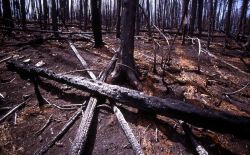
[
  {"left": 225, "top": 0, "right": 233, "bottom": 47},
  {"left": 116, "top": 0, "right": 121, "bottom": 38},
  {"left": 2, "top": 0, "right": 14, "bottom": 32},
  {"left": 7, "top": 61, "right": 250, "bottom": 138},
  {"left": 207, "top": 0, "right": 213, "bottom": 48},
  {"left": 52, "top": 0, "right": 59, "bottom": 36},
  {"left": 181, "top": 0, "right": 190, "bottom": 45},
  {"left": 190, "top": 0, "right": 198, "bottom": 36},
  {"left": 135, "top": 3, "right": 141, "bottom": 35},
  {"left": 146, "top": 0, "right": 152, "bottom": 39},
  {"left": 79, "top": 0, "right": 83, "bottom": 29},
  {"left": 237, "top": 0, "right": 249, "bottom": 37},
  {"left": 112, "top": 0, "right": 139, "bottom": 88},
  {"left": 84, "top": 0, "right": 88, "bottom": 30},
  {"left": 197, "top": 0, "right": 203, "bottom": 37},
  {"left": 91, "top": 0, "right": 103, "bottom": 47},
  {"left": 43, "top": 0, "right": 48, "bottom": 29},
  {"left": 20, "top": 0, "right": 26, "bottom": 30}
]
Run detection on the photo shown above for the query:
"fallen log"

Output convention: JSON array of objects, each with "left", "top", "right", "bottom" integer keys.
[{"left": 7, "top": 61, "right": 250, "bottom": 137}]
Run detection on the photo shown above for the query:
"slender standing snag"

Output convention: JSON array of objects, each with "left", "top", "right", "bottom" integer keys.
[
  {"left": 20, "top": 0, "right": 26, "bottom": 30},
  {"left": 224, "top": 0, "right": 233, "bottom": 47},
  {"left": 43, "top": 0, "right": 49, "bottom": 29},
  {"left": 91, "top": 0, "right": 103, "bottom": 47},
  {"left": 181, "top": 0, "right": 190, "bottom": 45},
  {"left": 197, "top": 0, "right": 203, "bottom": 37},
  {"left": 190, "top": 0, "right": 198, "bottom": 36},
  {"left": 237, "top": 0, "right": 249, "bottom": 37},
  {"left": 52, "top": 0, "right": 59, "bottom": 37},
  {"left": 84, "top": 0, "right": 88, "bottom": 30},
  {"left": 116, "top": 0, "right": 121, "bottom": 38},
  {"left": 2, "top": 0, "right": 14, "bottom": 32},
  {"left": 7, "top": 61, "right": 250, "bottom": 138},
  {"left": 112, "top": 0, "right": 140, "bottom": 88}
]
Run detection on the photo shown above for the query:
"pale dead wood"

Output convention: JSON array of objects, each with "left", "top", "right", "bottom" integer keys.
[
  {"left": 68, "top": 40, "right": 96, "bottom": 80},
  {"left": 113, "top": 106, "right": 144, "bottom": 155}
]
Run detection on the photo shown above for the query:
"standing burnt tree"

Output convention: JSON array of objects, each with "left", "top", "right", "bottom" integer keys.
[
  {"left": 2, "top": 0, "right": 14, "bottom": 32},
  {"left": 20, "top": 0, "right": 26, "bottom": 30},
  {"left": 181, "top": 0, "right": 190, "bottom": 45},
  {"left": 91, "top": 0, "right": 103, "bottom": 47},
  {"left": 84, "top": 0, "right": 88, "bottom": 30},
  {"left": 116, "top": 0, "right": 121, "bottom": 38},
  {"left": 237, "top": 0, "right": 249, "bottom": 37},
  {"left": 112, "top": 0, "right": 139, "bottom": 88},
  {"left": 197, "top": 0, "right": 204, "bottom": 37},
  {"left": 190, "top": 0, "right": 198, "bottom": 36},
  {"left": 52, "top": 0, "right": 59, "bottom": 36},
  {"left": 224, "top": 0, "right": 233, "bottom": 48}
]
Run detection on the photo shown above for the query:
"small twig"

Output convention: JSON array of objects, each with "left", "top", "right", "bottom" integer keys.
[
  {"left": 224, "top": 81, "right": 250, "bottom": 96},
  {"left": 0, "top": 98, "right": 31, "bottom": 123},
  {"left": 0, "top": 56, "right": 12, "bottom": 64},
  {"left": 35, "top": 106, "right": 84, "bottom": 155},
  {"left": 35, "top": 114, "right": 53, "bottom": 136}
]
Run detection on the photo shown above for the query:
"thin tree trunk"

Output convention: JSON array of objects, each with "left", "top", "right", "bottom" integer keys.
[
  {"left": 91, "top": 0, "right": 103, "bottom": 47},
  {"left": 197, "top": 0, "right": 203, "bottom": 37},
  {"left": 225, "top": 0, "right": 233, "bottom": 47},
  {"left": 20, "top": 0, "right": 26, "bottom": 30},
  {"left": 112, "top": 0, "right": 139, "bottom": 88},
  {"left": 52, "top": 0, "right": 59, "bottom": 36},
  {"left": 116, "top": 0, "right": 121, "bottom": 38},
  {"left": 84, "top": 0, "right": 88, "bottom": 30},
  {"left": 190, "top": 0, "right": 198, "bottom": 36},
  {"left": 3, "top": 0, "right": 14, "bottom": 32}
]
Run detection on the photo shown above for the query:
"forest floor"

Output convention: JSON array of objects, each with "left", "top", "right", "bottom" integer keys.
[{"left": 0, "top": 28, "right": 250, "bottom": 155}]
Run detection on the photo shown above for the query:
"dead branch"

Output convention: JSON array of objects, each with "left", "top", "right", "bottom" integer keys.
[
  {"left": 35, "top": 107, "right": 84, "bottom": 155},
  {"left": 0, "top": 98, "right": 30, "bottom": 123},
  {"left": 68, "top": 40, "right": 96, "bottom": 80},
  {"left": 7, "top": 61, "right": 250, "bottom": 137},
  {"left": 113, "top": 106, "right": 144, "bottom": 155},
  {"left": 224, "top": 81, "right": 250, "bottom": 96},
  {"left": 179, "top": 121, "right": 208, "bottom": 155},
  {"left": 0, "top": 56, "right": 12, "bottom": 64},
  {"left": 35, "top": 114, "right": 53, "bottom": 136},
  {"left": 70, "top": 50, "right": 118, "bottom": 155},
  {"left": 202, "top": 49, "right": 250, "bottom": 76}
]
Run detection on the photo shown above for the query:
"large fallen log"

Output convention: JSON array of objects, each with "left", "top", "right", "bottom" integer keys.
[{"left": 7, "top": 61, "right": 250, "bottom": 137}]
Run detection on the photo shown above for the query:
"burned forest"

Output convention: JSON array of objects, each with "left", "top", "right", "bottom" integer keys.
[{"left": 1, "top": 0, "right": 250, "bottom": 154}]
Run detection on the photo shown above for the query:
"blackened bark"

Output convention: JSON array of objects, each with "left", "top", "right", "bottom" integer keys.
[
  {"left": 237, "top": 0, "right": 249, "bottom": 36},
  {"left": 91, "top": 0, "right": 103, "bottom": 47},
  {"left": 207, "top": 0, "right": 213, "bottom": 48},
  {"left": 52, "top": 0, "right": 59, "bottom": 36},
  {"left": 7, "top": 61, "right": 250, "bottom": 138},
  {"left": 84, "top": 0, "right": 88, "bottom": 30},
  {"left": 135, "top": 3, "right": 141, "bottom": 35},
  {"left": 43, "top": 0, "right": 48, "bottom": 29},
  {"left": 225, "top": 0, "right": 233, "bottom": 47},
  {"left": 79, "top": 0, "right": 83, "bottom": 29},
  {"left": 116, "top": 0, "right": 121, "bottom": 38},
  {"left": 112, "top": 0, "right": 139, "bottom": 88},
  {"left": 20, "top": 0, "right": 26, "bottom": 30},
  {"left": 181, "top": 0, "right": 190, "bottom": 45},
  {"left": 197, "top": 0, "right": 203, "bottom": 37},
  {"left": 146, "top": 0, "right": 152, "bottom": 39},
  {"left": 2, "top": 0, "right": 14, "bottom": 31},
  {"left": 190, "top": 0, "right": 198, "bottom": 36}
]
